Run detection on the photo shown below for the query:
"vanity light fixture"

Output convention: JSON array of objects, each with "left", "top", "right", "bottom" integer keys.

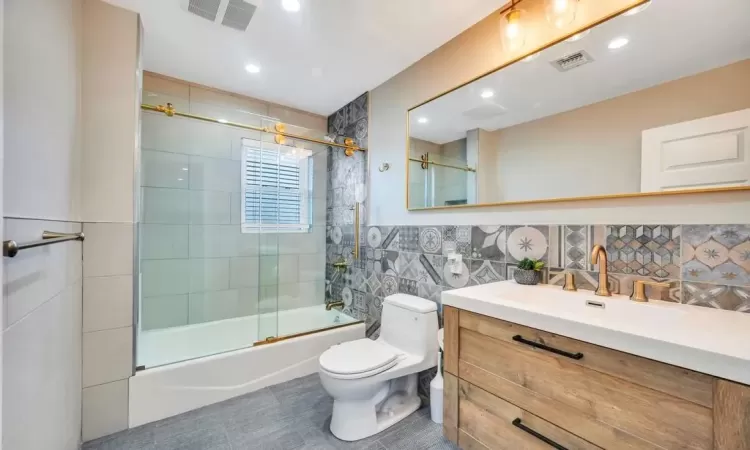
[
  {"left": 566, "top": 29, "right": 590, "bottom": 42},
  {"left": 623, "top": 0, "right": 651, "bottom": 16},
  {"left": 245, "top": 63, "right": 261, "bottom": 74},
  {"left": 480, "top": 89, "right": 495, "bottom": 99},
  {"left": 545, "top": 0, "right": 577, "bottom": 29},
  {"left": 501, "top": 0, "right": 527, "bottom": 52},
  {"left": 282, "top": 0, "right": 301, "bottom": 12},
  {"left": 608, "top": 36, "right": 629, "bottom": 49},
  {"left": 417, "top": 117, "right": 429, "bottom": 124}
]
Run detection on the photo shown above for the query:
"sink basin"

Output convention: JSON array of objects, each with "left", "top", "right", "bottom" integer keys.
[{"left": 442, "top": 280, "right": 750, "bottom": 385}]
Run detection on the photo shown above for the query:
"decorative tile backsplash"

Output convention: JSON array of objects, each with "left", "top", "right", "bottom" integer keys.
[{"left": 327, "top": 223, "right": 750, "bottom": 343}]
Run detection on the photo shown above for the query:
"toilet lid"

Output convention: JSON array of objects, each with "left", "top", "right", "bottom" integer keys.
[{"left": 319, "top": 339, "right": 399, "bottom": 375}]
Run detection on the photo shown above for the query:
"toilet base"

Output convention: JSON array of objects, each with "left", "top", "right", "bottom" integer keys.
[{"left": 329, "top": 374, "right": 421, "bottom": 442}]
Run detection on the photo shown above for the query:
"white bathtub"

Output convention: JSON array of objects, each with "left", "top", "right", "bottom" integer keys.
[{"left": 129, "top": 306, "right": 364, "bottom": 427}]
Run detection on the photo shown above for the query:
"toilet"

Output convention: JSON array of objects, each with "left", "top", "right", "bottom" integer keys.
[{"left": 318, "top": 293, "right": 439, "bottom": 441}]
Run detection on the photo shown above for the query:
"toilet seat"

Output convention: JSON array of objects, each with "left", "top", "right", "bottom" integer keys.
[{"left": 320, "top": 339, "right": 400, "bottom": 380}]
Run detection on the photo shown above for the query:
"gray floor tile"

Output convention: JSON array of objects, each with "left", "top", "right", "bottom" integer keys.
[
  {"left": 377, "top": 408, "right": 456, "bottom": 450},
  {"left": 84, "top": 374, "right": 450, "bottom": 450}
]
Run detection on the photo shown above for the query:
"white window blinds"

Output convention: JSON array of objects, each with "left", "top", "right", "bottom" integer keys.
[{"left": 241, "top": 137, "right": 313, "bottom": 233}]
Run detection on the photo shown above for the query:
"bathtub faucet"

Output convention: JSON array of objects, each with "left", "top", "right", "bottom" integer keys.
[{"left": 326, "top": 301, "right": 345, "bottom": 311}]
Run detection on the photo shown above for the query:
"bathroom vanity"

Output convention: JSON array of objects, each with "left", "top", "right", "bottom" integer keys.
[{"left": 441, "top": 282, "right": 750, "bottom": 450}]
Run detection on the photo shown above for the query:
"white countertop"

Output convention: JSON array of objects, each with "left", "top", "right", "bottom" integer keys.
[{"left": 442, "top": 281, "right": 750, "bottom": 385}]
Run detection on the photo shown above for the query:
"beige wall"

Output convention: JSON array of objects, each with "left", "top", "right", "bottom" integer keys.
[
  {"left": 369, "top": 0, "right": 750, "bottom": 225},
  {"left": 80, "top": 0, "right": 141, "bottom": 442},
  {"left": 143, "top": 72, "right": 327, "bottom": 133},
  {"left": 485, "top": 60, "right": 750, "bottom": 202}
]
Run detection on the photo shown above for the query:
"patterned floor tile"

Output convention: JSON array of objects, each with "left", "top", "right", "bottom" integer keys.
[
  {"left": 548, "top": 225, "right": 592, "bottom": 270},
  {"left": 418, "top": 227, "right": 443, "bottom": 255},
  {"left": 682, "top": 282, "right": 750, "bottom": 312},
  {"left": 399, "top": 226, "right": 420, "bottom": 252},
  {"left": 469, "top": 260, "right": 506, "bottom": 285},
  {"left": 506, "top": 226, "right": 549, "bottom": 263},
  {"left": 682, "top": 225, "right": 750, "bottom": 287},
  {"left": 606, "top": 225, "right": 680, "bottom": 278},
  {"left": 442, "top": 226, "right": 471, "bottom": 258}
]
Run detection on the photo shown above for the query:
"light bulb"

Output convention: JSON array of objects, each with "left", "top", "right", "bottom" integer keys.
[
  {"left": 282, "top": 0, "right": 300, "bottom": 12},
  {"left": 501, "top": 8, "right": 527, "bottom": 52},
  {"left": 545, "top": 0, "right": 577, "bottom": 29},
  {"left": 608, "top": 37, "right": 629, "bottom": 50}
]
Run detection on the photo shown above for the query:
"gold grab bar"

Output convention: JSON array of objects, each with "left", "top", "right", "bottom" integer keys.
[
  {"left": 3, "top": 231, "right": 85, "bottom": 258},
  {"left": 142, "top": 103, "right": 367, "bottom": 155},
  {"left": 352, "top": 202, "right": 360, "bottom": 260},
  {"left": 409, "top": 155, "right": 476, "bottom": 173}
]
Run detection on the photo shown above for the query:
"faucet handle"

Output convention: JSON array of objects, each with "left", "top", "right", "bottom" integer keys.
[
  {"left": 632, "top": 280, "right": 671, "bottom": 302},
  {"left": 563, "top": 272, "right": 577, "bottom": 292}
]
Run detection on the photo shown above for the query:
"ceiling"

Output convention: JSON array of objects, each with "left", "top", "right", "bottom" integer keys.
[
  {"left": 104, "top": 0, "right": 507, "bottom": 116},
  {"left": 409, "top": 0, "right": 750, "bottom": 144}
]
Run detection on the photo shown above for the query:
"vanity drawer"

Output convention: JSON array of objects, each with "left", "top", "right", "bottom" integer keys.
[
  {"left": 459, "top": 310, "right": 714, "bottom": 408},
  {"left": 459, "top": 327, "right": 713, "bottom": 450},
  {"left": 458, "top": 378, "right": 602, "bottom": 450}
]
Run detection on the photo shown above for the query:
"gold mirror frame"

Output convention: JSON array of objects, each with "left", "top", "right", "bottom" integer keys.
[{"left": 405, "top": 0, "right": 750, "bottom": 211}]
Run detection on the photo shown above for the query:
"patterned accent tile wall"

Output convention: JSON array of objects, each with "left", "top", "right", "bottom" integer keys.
[{"left": 347, "top": 223, "right": 750, "bottom": 342}]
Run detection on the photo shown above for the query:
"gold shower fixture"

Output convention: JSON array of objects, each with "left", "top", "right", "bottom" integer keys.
[{"left": 142, "top": 103, "right": 366, "bottom": 155}]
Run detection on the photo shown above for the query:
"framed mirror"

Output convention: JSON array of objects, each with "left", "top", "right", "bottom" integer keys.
[{"left": 406, "top": 0, "right": 750, "bottom": 210}]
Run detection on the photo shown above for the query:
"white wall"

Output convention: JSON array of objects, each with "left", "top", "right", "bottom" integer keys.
[
  {"left": 369, "top": 2, "right": 750, "bottom": 225},
  {"left": 2, "top": 1, "right": 83, "bottom": 449}
]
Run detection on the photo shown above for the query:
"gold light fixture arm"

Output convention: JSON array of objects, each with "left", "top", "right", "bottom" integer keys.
[{"left": 142, "top": 103, "right": 366, "bottom": 155}]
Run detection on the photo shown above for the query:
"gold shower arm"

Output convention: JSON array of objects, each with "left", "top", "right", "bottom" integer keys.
[{"left": 141, "top": 103, "right": 366, "bottom": 155}]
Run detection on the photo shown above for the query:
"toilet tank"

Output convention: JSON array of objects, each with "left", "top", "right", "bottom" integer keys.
[{"left": 379, "top": 294, "right": 438, "bottom": 359}]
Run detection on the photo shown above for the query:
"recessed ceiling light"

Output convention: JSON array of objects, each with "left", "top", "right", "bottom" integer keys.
[
  {"left": 245, "top": 63, "right": 261, "bottom": 74},
  {"left": 608, "top": 37, "right": 629, "bottom": 50},
  {"left": 417, "top": 117, "right": 428, "bottom": 124},
  {"left": 522, "top": 52, "right": 540, "bottom": 62},
  {"left": 282, "top": 0, "right": 300, "bottom": 12},
  {"left": 480, "top": 90, "right": 494, "bottom": 99},
  {"left": 218, "top": 119, "right": 228, "bottom": 123},
  {"left": 566, "top": 29, "right": 590, "bottom": 42},
  {"left": 623, "top": 1, "right": 650, "bottom": 16}
]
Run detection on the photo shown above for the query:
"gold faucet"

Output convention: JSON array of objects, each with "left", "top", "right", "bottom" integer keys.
[
  {"left": 326, "top": 301, "right": 345, "bottom": 311},
  {"left": 590, "top": 245, "right": 612, "bottom": 297},
  {"left": 562, "top": 272, "right": 577, "bottom": 292},
  {"left": 632, "top": 280, "right": 671, "bottom": 302}
]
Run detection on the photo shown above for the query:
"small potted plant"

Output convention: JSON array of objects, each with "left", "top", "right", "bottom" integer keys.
[{"left": 514, "top": 258, "right": 545, "bottom": 285}]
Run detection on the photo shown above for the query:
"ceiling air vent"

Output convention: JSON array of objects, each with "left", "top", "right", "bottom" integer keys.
[
  {"left": 550, "top": 50, "right": 594, "bottom": 72},
  {"left": 180, "top": 0, "right": 259, "bottom": 32}
]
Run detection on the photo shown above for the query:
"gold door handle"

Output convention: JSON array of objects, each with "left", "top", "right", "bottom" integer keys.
[{"left": 632, "top": 280, "right": 671, "bottom": 302}]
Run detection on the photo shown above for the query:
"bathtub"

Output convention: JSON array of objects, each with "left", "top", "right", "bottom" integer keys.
[{"left": 129, "top": 305, "right": 364, "bottom": 427}]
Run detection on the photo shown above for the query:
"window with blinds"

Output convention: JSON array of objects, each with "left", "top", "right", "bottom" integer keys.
[{"left": 241, "top": 138, "right": 312, "bottom": 233}]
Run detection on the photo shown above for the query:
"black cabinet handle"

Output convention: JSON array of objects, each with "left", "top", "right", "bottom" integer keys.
[
  {"left": 512, "top": 334, "right": 583, "bottom": 360},
  {"left": 512, "top": 418, "right": 568, "bottom": 450}
]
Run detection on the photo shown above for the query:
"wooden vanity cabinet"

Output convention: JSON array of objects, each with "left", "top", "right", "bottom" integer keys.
[{"left": 442, "top": 306, "right": 750, "bottom": 450}]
